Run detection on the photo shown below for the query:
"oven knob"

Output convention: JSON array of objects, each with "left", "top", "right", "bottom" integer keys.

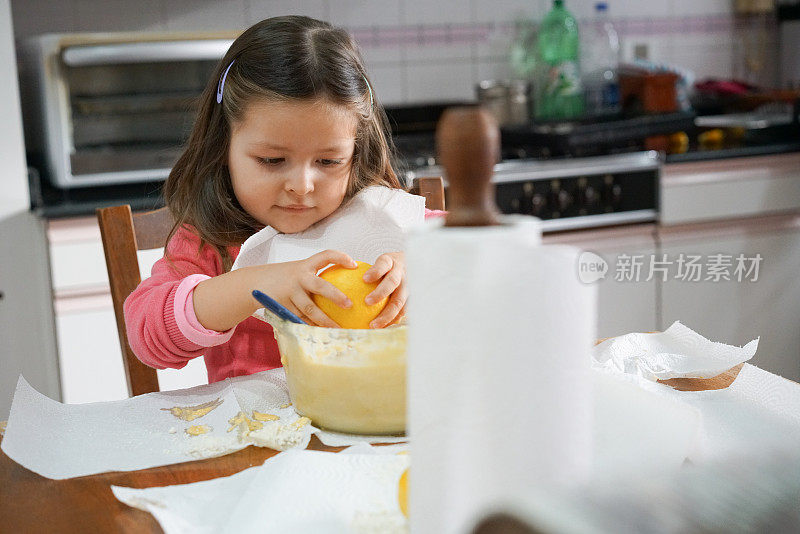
[
  {"left": 531, "top": 192, "right": 546, "bottom": 215},
  {"left": 602, "top": 182, "right": 622, "bottom": 208},
  {"left": 610, "top": 184, "right": 622, "bottom": 206},
  {"left": 548, "top": 187, "right": 571, "bottom": 215},
  {"left": 556, "top": 189, "right": 572, "bottom": 212},
  {"left": 523, "top": 182, "right": 534, "bottom": 195},
  {"left": 579, "top": 185, "right": 599, "bottom": 207}
]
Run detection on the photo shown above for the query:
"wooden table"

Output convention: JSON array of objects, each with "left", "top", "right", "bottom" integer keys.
[
  {"left": 0, "top": 434, "right": 342, "bottom": 533},
  {"left": 0, "top": 364, "right": 745, "bottom": 532}
]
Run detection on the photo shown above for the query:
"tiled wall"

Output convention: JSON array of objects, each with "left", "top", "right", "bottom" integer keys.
[{"left": 10, "top": 0, "right": 779, "bottom": 106}]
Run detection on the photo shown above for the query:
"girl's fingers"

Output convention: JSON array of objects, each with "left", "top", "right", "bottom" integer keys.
[
  {"left": 387, "top": 303, "right": 407, "bottom": 326},
  {"left": 369, "top": 285, "right": 407, "bottom": 328},
  {"left": 363, "top": 254, "right": 393, "bottom": 283},
  {"left": 290, "top": 292, "right": 341, "bottom": 328},
  {"left": 295, "top": 310, "right": 313, "bottom": 325},
  {"left": 283, "top": 301, "right": 311, "bottom": 325},
  {"left": 310, "top": 249, "right": 357, "bottom": 272},
  {"left": 365, "top": 266, "right": 403, "bottom": 305},
  {"left": 304, "top": 275, "right": 352, "bottom": 309}
]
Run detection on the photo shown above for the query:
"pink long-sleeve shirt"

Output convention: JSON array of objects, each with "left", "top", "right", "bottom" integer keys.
[{"left": 124, "top": 208, "right": 445, "bottom": 384}]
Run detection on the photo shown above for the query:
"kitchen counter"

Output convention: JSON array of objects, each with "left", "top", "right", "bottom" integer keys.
[
  {"left": 664, "top": 140, "right": 800, "bottom": 164},
  {"left": 30, "top": 171, "right": 165, "bottom": 218}
]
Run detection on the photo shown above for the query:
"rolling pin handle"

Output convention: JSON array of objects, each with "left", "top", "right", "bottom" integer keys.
[{"left": 435, "top": 106, "right": 502, "bottom": 227}]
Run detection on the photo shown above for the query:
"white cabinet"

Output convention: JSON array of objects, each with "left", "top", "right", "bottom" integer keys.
[
  {"left": 55, "top": 299, "right": 128, "bottom": 404},
  {"left": 661, "top": 153, "right": 800, "bottom": 225},
  {"left": 0, "top": 212, "right": 60, "bottom": 418},
  {"left": 659, "top": 213, "right": 800, "bottom": 382},
  {"left": 659, "top": 153, "right": 800, "bottom": 383},
  {"left": 544, "top": 223, "right": 659, "bottom": 339},
  {"left": 48, "top": 216, "right": 208, "bottom": 403}
]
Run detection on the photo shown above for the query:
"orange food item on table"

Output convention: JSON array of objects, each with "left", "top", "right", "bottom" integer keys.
[{"left": 398, "top": 468, "right": 409, "bottom": 517}]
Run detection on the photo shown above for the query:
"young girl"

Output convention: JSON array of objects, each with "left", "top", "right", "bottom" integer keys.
[{"left": 124, "top": 16, "right": 442, "bottom": 383}]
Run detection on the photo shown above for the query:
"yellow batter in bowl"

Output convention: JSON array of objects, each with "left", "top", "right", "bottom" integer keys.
[{"left": 256, "top": 310, "right": 407, "bottom": 435}]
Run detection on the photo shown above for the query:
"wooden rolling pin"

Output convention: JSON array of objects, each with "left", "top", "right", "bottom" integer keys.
[{"left": 436, "top": 106, "right": 502, "bottom": 227}]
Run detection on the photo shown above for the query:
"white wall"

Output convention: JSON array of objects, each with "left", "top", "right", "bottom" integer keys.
[
  {"left": 1, "top": 0, "right": 27, "bottom": 214},
  {"left": 9, "top": 0, "right": 777, "bottom": 107}
]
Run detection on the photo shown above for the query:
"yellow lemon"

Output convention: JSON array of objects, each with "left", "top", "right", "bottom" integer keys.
[
  {"left": 398, "top": 468, "right": 409, "bottom": 517},
  {"left": 312, "top": 261, "right": 388, "bottom": 329}
]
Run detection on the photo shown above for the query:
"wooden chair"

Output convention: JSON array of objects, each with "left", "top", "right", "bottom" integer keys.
[
  {"left": 97, "top": 205, "right": 174, "bottom": 397},
  {"left": 97, "top": 177, "right": 444, "bottom": 397},
  {"left": 410, "top": 176, "right": 446, "bottom": 211}
]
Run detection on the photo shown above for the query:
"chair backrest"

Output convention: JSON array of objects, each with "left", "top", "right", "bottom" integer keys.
[
  {"left": 97, "top": 180, "right": 443, "bottom": 397},
  {"left": 411, "top": 176, "right": 446, "bottom": 211},
  {"left": 97, "top": 205, "right": 173, "bottom": 397}
]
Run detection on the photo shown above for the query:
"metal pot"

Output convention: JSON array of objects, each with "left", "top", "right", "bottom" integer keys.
[{"left": 476, "top": 80, "right": 530, "bottom": 126}]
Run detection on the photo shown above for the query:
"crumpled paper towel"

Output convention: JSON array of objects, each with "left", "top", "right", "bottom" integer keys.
[
  {"left": 231, "top": 186, "right": 424, "bottom": 270},
  {"left": 1, "top": 368, "right": 404, "bottom": 480},
  {"left": 591, "top": 322, "right": 800, "bottom": 463},
  {"left": 592, "top": 321, "right": 758, "bottom": 381},
  {"left": 111, "top": 446, "right": 409, "bottom": 534}
]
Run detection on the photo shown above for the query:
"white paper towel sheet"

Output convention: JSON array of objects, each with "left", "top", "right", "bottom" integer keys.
[
  {"left": 617, "top": 363, "right": 800, "bottom": 462},
  {"left": 1, "top": 368, "right": 405, "bottom": 480},
  {"left": 590, "top": 321, "right": 800, "bottom": 460},
  {"left": 111, "top": 447, "right": 409, "bottom": 534},
  {"left": 231, "top": 186, "right": 425, "bottom": 270},
  {"left": 593, "top": 321, "right": 758, "bottom": 380},
  {"left": 589, "top": 368, "right": 700, "bottom": 480}
]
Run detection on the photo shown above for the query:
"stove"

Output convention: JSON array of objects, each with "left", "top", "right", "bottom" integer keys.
[
  {"left": 404, "top": 151, "right": 660, "bottom": 233},
  {"left": 388, "top": 104, "right": 662, "bottom": 232}
]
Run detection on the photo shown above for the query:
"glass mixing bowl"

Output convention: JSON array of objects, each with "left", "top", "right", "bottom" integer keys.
[{"left": 256, "top": 310, "right": 407, "bottom": 435}]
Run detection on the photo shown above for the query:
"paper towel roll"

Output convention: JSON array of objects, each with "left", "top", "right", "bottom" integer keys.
[{"left": 406, "top": 215, "right": 596, "bottom": 534}]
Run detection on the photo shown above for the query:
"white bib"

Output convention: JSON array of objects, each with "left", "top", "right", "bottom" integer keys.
[{"left": 231, "top": 186, "right": 425, "bottom": 270}]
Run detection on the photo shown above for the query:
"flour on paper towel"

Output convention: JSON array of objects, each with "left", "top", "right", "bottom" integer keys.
[{"left": 351, "top": 510, "right": 408, "bottom": 534}]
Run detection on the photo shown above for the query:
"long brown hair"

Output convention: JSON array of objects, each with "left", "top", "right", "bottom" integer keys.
[{"left": 163, "top": 16, "right": 402, "bottom": 271}]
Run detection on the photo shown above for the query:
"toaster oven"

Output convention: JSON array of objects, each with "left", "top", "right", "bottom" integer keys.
[{"left": 21, "top": 32, "right": 238, "bottom": 189}]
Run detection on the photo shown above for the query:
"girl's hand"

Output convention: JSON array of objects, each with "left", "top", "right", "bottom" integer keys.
[
  {"left": 264, "top": 250, "right": 357, "bottom": 327},
  {"left": 363, "top": 252, "right": 407, "bottom": 328}
]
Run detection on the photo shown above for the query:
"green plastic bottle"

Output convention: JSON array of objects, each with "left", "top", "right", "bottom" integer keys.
[{"left": 533, "top": 0, "right": 584, "bottom": 120}]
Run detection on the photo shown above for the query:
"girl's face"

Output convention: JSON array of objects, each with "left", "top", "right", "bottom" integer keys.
[{"left": 228, "top": 98, "right": 358, "bottom": 234}]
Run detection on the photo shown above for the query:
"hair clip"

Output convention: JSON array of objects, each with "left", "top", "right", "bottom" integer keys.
[
  {"left": 216, "top": 60, "right": 236, "bottom": 104},
  {"left": 363, "top": 74, "right": 373, "bottom": 109}
]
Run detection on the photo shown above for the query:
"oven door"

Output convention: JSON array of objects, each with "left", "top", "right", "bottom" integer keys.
[{"left": 33, "top": 36, "right": 235, "bottom": 188}]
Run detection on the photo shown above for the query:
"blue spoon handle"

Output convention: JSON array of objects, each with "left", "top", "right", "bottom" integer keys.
[{"left": 251, "top": 290, "right": 307, "bottom": 325}]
